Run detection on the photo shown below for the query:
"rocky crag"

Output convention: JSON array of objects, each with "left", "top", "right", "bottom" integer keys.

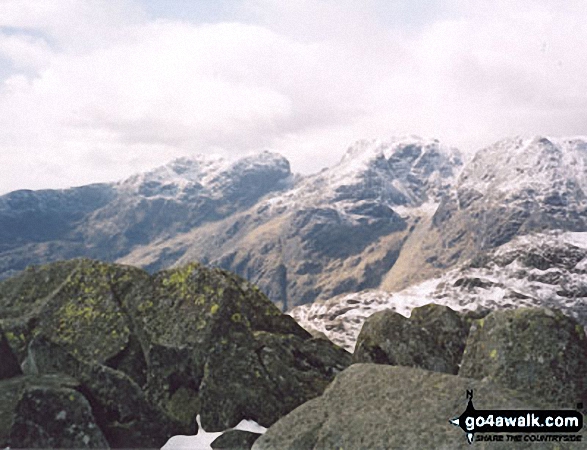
[{"left": 0, "top": 259, "right": 350, "bottom": 448}]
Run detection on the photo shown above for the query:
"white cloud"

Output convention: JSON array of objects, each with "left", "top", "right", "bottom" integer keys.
[{"left": 0, "top": 0, "right": 587, "bottom": 193}]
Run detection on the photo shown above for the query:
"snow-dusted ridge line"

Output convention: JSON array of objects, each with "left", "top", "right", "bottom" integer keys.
[
  {"left": 254, "top": 135, "right": 463, "bottom": 217},
  {"left": 116, "top": 150, "right": 291, "bottom": 199}
]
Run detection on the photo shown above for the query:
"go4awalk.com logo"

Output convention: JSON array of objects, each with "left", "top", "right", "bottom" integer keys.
[{"left": 449, "top": 390, "right": 584, "bottom": 445}]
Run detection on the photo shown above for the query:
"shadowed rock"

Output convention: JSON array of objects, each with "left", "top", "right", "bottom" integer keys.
[
  {"left": 0, "top": 375, "right": 108, "bottom": 449},
  {"left": 211, "top": 429, "right": 262, "bottom": 449},
  {"left": 23, "top": 335, "right": 190, "bottom": 448},
  {"left": 353, "top": 304, "right": 469, "bottom": 374},
  {"left": 0, "top": 327, "right": 21, "bottom": 380}
]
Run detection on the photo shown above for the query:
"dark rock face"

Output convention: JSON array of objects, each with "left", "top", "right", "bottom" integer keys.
[
  {"left": 353, "top": 304, "right": 468, "bottom": 374},
  {"left": 9, "top": 383, "right": 109, "bottom": 449},
  {"left": 0, "top": 375, "right": 108, "bottom": 449},
  {"left": 253, "top": 364, "right": 575, "bottom": 450},
  {"left": 0, "top": 258, "right": 351, "bottom": 445},
  {"left": 211, "top": 429, "right": 262, "bottom": 449},
  {"left": 0, "top": 328, "right": 21, "bottom": 380},
  {"left": 459, "top": 308, "right": 587, "bottom": 406}
]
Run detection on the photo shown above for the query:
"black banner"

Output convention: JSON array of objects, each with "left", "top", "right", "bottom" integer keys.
[{"left": 450, "top": 390, "right": 584, "bottom": 444}]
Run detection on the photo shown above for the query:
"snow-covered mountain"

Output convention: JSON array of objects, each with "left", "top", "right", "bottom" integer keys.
[
  {"left": 119, "top": 152, "right": 292, "bottom": 201},
  {"left": 376, "top": 135, "right": 587, "bottom": 293},
  {"left": 255, "top": 136, "right": 461, "bottom": 215},
  {"left": 287, "top": 136, "right": 587, "bottom": 349},
  {"left": 145, "top": 136, "right": 462, "bottom": 309},
  {"left": 0, "top": 151, "right": 292, "bottom": 279},
  {"left": 1, "top": 135, "right": 586, "bottom": 320}
]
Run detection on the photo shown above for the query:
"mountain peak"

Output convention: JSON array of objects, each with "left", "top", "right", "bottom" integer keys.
[
  {"left": 118, "top": 151, "right": 291, "bottom": 200},
  {"left": 460, "top": 135, "right": 587, "bottom": 198}
]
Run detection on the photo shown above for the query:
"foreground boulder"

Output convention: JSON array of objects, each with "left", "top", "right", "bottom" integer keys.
[
  {"left": 0, "top": 258, "right": 351, "bottom": 444},
  {"left": 0, "top": 375, "right": 108, "bottom": 449},
  {"left": 459, "top": 307, "right": 587, "bottom": 406},
  {"left": 353, "top": 304, "right": 468, "bottom": 374},
  {"left": 253, "top": 364, "right": 584, "bottom": 450},
  {"left": 140, "top": 263, "right": 351, "bottom": 430}
]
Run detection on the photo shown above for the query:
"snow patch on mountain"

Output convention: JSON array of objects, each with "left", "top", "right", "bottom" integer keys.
[
  {"left": 120, "top": 154, "right": 227, "bottom": 195},
  {"left": 290, "top": 230, "right": 587, "bottom": 351}
]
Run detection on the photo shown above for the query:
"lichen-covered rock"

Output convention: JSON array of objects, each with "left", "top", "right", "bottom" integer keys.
[
  {"left": 0, "top": 259, "right": 149, "bottom": 376},
  {"left": 410, "top": 304, "right": 470, "bottom": 371},
  {"left": 133, "top": 263, "right": 351, "bottom": 431},
  {"left": 0, "top": 327, "right": 21, "bottom": 380},
  {"left": 0, "top": 375, "right": 108, "bottom": 449},
  {"left": 459, "top": 307, "right": 587, "bottom": 406},
  {"left": 0, "top": 259, "right": 351, "bottom": 442},
  {"left": 211, "top": 429, "right": 261, "bottom": 449},
  {"left": 10, "top": 384, "right": 109, "bottom": 449},
  {"left": 353, "top": 304, "right": 468, "bottom": 374},
  {"left": 253, "top": 364, "right": 584, "bottom": 450}
]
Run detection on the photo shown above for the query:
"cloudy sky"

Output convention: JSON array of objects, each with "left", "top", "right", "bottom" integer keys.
[{"left": 1, "top": 0, "right": 586, "bottom": 193}]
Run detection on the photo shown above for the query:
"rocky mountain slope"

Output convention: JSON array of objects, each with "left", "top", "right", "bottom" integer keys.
[
  {"left": 290, "top": 230, "right": 587, "bottom": 351},
  {"left": 381, "top": 136, "right": 587, "bottom": 292},
  {"left": 0, "top": 152, "right": 292, "bottom": 278}
]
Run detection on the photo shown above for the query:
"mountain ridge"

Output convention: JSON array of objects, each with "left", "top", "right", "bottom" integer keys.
[{"left": 1, "top": 135, "right": 586, "bottom": 315}]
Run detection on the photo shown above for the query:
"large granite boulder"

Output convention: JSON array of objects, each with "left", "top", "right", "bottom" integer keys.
[
  {"left": 0, "top": 375, "right": 108, "bottom": 449},
  {"left": 459, "top": 307, "right": 587, "bottom": 406},
  {"left": 253, "top": 364, "right": 584, "bottom": 450},
  {"left": 0, "top": 258, "right": 351, "bottom": 444},
  {"left": 353, "top": 304, "right": 468, "bottom": 374}
]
